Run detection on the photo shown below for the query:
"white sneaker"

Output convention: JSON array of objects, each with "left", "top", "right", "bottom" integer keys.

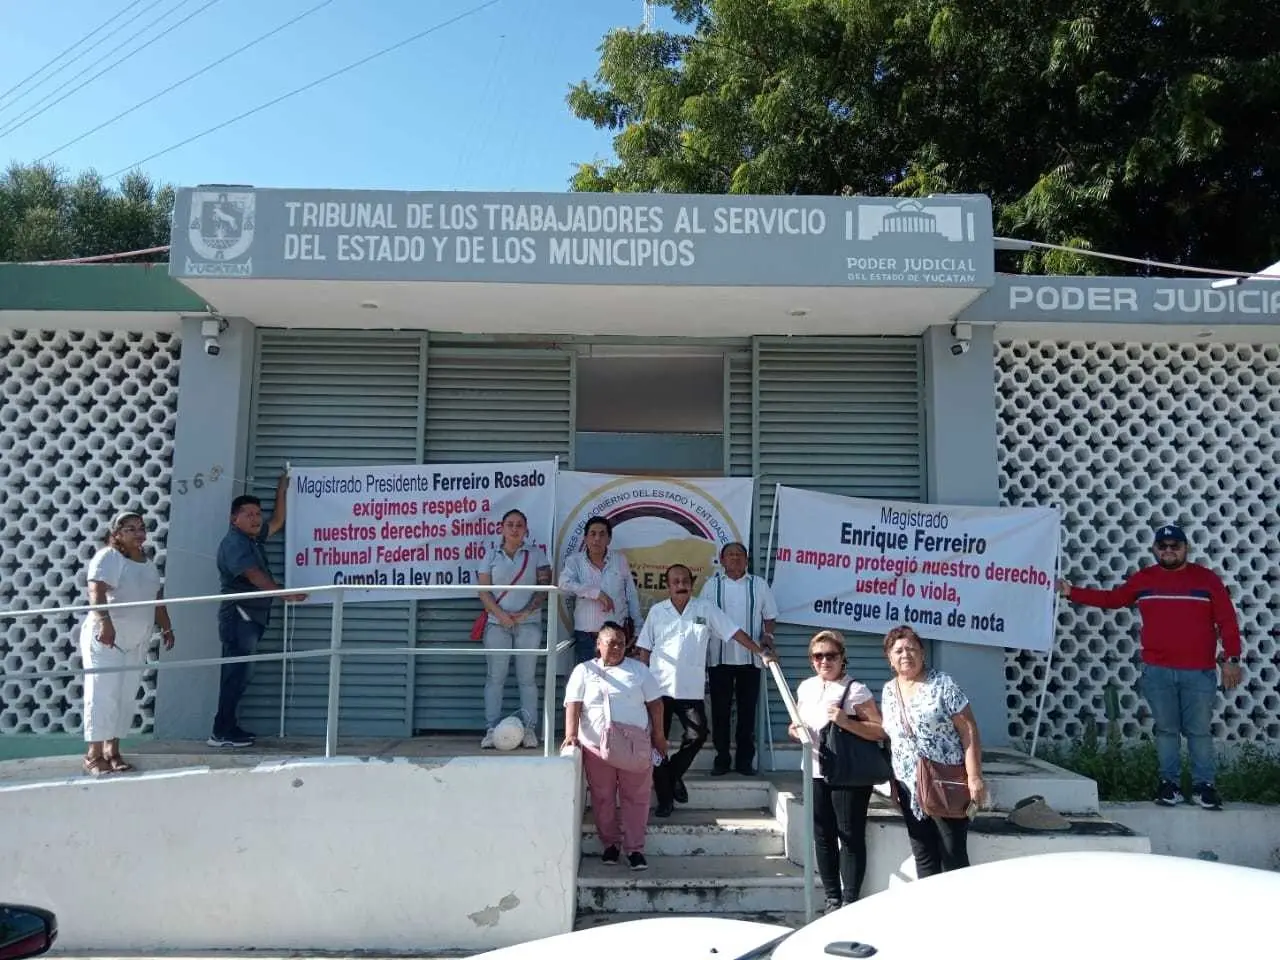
[
  {"left": 522, "top": 726, "right": 538, "bottom": 749},
  {"left": 481, "top": 728, "right": 496, "bottom": 749}
]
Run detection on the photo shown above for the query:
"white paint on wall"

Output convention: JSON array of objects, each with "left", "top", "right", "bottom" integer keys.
[{"left": 0, "top": 754, "right": 581, "bottom": 953}]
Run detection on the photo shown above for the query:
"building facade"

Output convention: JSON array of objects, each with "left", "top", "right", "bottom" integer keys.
[{"left": 0, "top": 189, "right": 1275, "bottom": 754}]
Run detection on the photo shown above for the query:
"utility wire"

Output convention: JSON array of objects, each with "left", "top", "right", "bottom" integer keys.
[
  {"left": 106, "top": 0, "right": 506, "bottom": 180},
  {"left": 0, "top": 0, "right": 223, "bottom": 141},
  {"left": 38, "top": 0, "right": 338, "bottom": 162},
  {"left": 0, "top": 0, "right": 149, "bottom": 110}
]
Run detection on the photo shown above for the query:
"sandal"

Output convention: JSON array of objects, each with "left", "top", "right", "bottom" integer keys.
[
  {"left": 83, "top": 756, "right": 112, "bottom": 777},
  {"left": 105, "top": 756, "right": 135, "bottom": 773}
]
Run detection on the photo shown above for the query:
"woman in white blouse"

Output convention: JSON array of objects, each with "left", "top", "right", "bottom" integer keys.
[
  {"left": 563, "top": 622, "right": 667, "bottom": 872},
  {"left": 788, "top": 630, "right": 884, "bottom": 913},
  {"left": 80, "top": 511, "right": 174, "bottom": 776},
  {"left": 558, "top": 515, "right": 642, "bottom": 663}
]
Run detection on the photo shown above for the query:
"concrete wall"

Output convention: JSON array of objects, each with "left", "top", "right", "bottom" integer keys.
[
  {"left": 0, "top": 754, "right": 581, "bottom": 952},
  {"left": 155, "top": 316, "right": 256, "bottom": 739},
  {"left": 921, "top": 323, "right": 1009, "bottom": 746},
  {"left": 1103, "top": 802, "right": 1280, "bottom": 872}
]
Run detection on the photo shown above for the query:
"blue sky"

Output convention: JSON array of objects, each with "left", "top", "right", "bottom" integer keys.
[{"left": 0, "top": 0, "right": 661, "bottom": 191}]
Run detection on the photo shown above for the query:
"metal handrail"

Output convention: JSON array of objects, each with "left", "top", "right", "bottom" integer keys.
[
  {"left": 765, "top": 659, "right": 816, "bottom": 924},
  {"left": 0, "top": 584, "right": 564, "bottom": 759}
]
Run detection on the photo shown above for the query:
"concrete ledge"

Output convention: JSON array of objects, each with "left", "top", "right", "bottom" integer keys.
[
  {"left": 1, "top": 754, "right": 581, "bottom": 953},
  {"left": 1103, "top": 801, "right": 1280, "bottom": 871}
]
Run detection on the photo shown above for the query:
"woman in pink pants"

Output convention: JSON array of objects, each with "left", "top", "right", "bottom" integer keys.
[{"left": 563, "top": 621, "right": 668, "bottom": 871}]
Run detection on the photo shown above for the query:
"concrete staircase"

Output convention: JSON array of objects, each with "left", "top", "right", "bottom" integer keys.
[
  {"left": 574, "top": 747, "right": 1150, "bottom": 929},
  {"left": 576, "top": 767, "right": 808, "bottom": 928}
]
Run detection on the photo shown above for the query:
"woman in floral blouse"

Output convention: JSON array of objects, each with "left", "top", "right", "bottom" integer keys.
[{"left": 880, "top": 624, "right": 986, "bottom": 877}]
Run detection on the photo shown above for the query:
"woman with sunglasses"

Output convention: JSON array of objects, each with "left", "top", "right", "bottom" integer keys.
[
  {"left": 79, "top": 511, "right": 174, "bottom": 776},
  {"left": 788, "top": 630, "right": 884, "bottom": 913}
]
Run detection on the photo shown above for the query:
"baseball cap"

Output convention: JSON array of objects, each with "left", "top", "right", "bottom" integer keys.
[{"left": 1153, "top": 524, "right": 1187, "bottom": 544}]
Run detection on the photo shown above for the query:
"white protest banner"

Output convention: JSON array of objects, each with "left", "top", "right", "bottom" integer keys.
[
  {"left": 770, "top": 486, "right": 1059, "bottom": 651},
  {"left": 285, "top": 460, "right": 556, "bottom": 603},
  {"left": 555, "top": 472, "right": 755, "bottom": 622}
]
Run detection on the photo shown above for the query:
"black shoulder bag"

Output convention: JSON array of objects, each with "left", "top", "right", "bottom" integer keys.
[{"left": 818, "top": 682, "right": 893, "bottom": 787}]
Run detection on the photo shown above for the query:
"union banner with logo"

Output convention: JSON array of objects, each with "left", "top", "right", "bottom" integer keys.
[{"left": 554, "top": 473, "right": 756, "bottom": 625}]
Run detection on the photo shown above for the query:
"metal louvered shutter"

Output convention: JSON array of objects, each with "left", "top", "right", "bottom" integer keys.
[
  {"left": 753, "top": 336, "right": 925, "bottom": 733},
  {"left": 414, "top": 347, "right": 574, "bottom": 732},
  {"left": 242, "top": 330, "right": 427, "bottom": 738},
  {"left": 727, "top": 351, "right": 753, "bottom": 479}
]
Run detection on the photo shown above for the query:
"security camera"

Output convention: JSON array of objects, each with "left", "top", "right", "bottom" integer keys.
[
  {"left": 950, "top": 322, "right": 972, "bottom": 356},
  {"left": 200, "top": 316, "right": 227, "bottom": 357}
]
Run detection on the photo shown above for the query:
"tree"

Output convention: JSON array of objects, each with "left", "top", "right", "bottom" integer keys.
[
  {"left": 567, "top": 1, "right": 1280, "bottom": 274},
  {"left": 0, "top": 162, "right": 174, "bottom": 264}
]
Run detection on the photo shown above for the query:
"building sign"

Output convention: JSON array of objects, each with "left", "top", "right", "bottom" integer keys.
[
  {"left": 554, "top": 472, "right": 755, "bottom": 624},
  {"left": 769, "top": 486, "right": 1060, "bottom": 653},
  {"left": 961, "top": 277, "right": 1280, "bottom": 324},
  {"left": 169, "top": 187, "right": 993, "bottom": 288},
  {"left": 284, "top": 460, "right": 556, "bottom": 604}
]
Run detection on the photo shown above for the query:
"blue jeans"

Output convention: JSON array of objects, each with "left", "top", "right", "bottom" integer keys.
[
  {"left": 214, "top": 605, "right": 268, "bottom": 737},
  {"left": 1139, "top": 664, "right": 1218, "bottom": 785}
]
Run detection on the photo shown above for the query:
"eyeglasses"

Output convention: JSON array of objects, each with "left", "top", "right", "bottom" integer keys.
[
  {"left": 1156, "top": 541, "right": 1184, "bottom": 551},
  {"left": 811, "top": 652, "right": 840, "bottom": 662}
]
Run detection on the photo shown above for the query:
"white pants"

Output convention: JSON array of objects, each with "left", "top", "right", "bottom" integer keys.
[
  {"left": 81, "top": 635, "right": 146, "bottom": 742},
  {"left": 483, "top": 619, "right": 542, "bottom": 727}
]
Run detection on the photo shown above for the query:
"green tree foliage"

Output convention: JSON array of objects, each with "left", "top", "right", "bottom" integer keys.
[
  {"left": 0, "top": 162, "right": 174, "bottom": 263},
  {"left": 568, "top": 1, "right": 1280, "bottom": 274}
]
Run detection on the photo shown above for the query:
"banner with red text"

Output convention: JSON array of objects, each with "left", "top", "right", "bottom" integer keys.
[
  {"left": 285, "top": 460, "right": 556, "bottom": 604},
  {"left": 770, "top": 486, "right": 1060, "bottom": 651}
]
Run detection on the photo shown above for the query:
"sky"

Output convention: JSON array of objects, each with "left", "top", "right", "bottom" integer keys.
[{"left": 0, "top": 0, "right": 663, "bottom": 192}]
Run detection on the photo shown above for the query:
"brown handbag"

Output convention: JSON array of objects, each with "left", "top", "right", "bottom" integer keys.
[{"left": 895, "top": 679, "right": 971, "bottom": 819}]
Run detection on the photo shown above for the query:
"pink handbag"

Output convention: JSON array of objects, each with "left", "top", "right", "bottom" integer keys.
[{"left": 589, "top": 663, "right": 652, "bottom": 773}]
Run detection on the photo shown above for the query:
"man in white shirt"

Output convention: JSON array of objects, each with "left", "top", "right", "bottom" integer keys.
[
  {"left": 636, "top": 564, "right": 776, "bottom": 817},
  {"left": 699, "top": 542, "right": 778, "bottom": 776}
]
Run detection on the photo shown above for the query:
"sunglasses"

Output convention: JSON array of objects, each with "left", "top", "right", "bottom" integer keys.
[
  {"left": 811, "top": 652, "right": 840, "bottom": 662},
  {"left": 1156, "top": 541, "right": 1184, "bottom": 551}
]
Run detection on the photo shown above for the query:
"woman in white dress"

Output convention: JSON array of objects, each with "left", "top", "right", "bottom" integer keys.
[{"left": 80, "top": 511, "right": 174, "bottom": 775}]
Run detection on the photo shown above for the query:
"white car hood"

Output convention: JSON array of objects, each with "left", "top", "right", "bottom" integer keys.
[
  {"left": 473, "top": 916, "right": 791, "bottom": 960},
  {"left": 772, "top": 851, "right": 1280, "bottom": 960}
]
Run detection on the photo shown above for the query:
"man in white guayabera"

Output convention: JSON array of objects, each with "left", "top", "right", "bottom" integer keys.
[
  {"left": 699, "top": 542, "right": 778, "bottom": 776},
  {"left": 636, "top": 564, "right": 776, "bottom": 818}
]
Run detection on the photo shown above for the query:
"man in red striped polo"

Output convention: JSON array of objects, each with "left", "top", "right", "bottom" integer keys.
[{"left": 1058, "top": 524, "right": 1242, "bottom": 811}]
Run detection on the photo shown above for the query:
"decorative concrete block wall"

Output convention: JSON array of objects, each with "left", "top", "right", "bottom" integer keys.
[
  {"left": 0, "top": 329, "right": 180, "bottom": 735},
  {"left": 996, "top": 340, "right": 1279, "bottom": 744}
]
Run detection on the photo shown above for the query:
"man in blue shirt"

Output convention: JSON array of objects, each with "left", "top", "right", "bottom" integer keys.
[{"left": 209, "top": 473, "right": 304, "bottom": 747}]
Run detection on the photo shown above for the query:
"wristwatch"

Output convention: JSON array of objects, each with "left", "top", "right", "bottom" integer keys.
[{"left": 1218, "top": 655, "right": 1240, "bottom": 665}]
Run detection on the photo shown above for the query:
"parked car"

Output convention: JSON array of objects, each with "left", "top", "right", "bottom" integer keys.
[
  {"left": 771, "top": 851, "right": 1280, "bottom": 959},
  {"left": 0, "top": 906, "right": 57, "bottom": 960},
  {"left": 474, "top": 851, "right": 1280, "bottom": 958}
]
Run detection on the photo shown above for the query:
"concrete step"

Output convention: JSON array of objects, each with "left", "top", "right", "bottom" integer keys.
[
  {"left": 577, "top": 854, "right": 816, "bottom": 914},
  {"left": 581, "top": 808, "right": 785, "bottom": 857},
  {"left": 584, "top": 773, "right": 773, "bottom": 812},
  {"left": 573, "top": 910, "right": 805, "bottom": 932}
]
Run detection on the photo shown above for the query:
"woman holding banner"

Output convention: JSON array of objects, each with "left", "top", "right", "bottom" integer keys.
[
  {"left": 475, "top": 509, "right": 552, "bottom": 750},
  {"left": 789, "top": 629, "right": 883, "bottom": 912},
  {"left": 880, "top": 625, "right": 986, "bottom": 878},
  {"left": 558, "top": 515, "right": 642, "bottom": 663}
]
